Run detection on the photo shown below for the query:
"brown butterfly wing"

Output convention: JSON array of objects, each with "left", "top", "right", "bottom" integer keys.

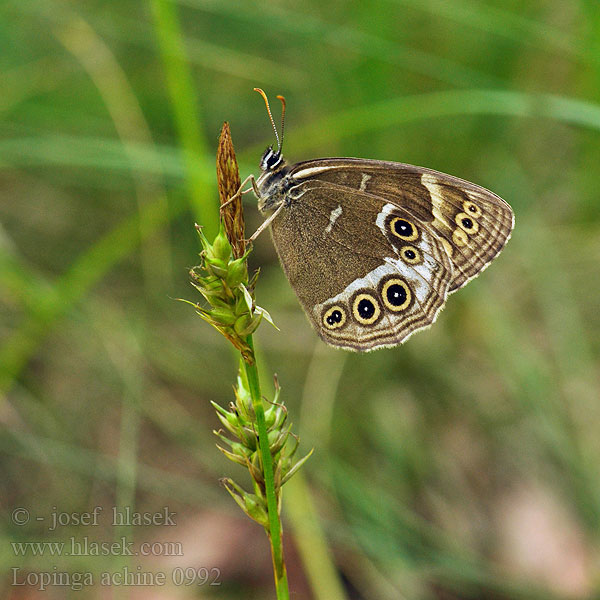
[
  {"left": 268, "top": 179, "right": 454, "bottom": 351},
  {"left": 289, "top": 158, "right": 514, "bottom": 292}
]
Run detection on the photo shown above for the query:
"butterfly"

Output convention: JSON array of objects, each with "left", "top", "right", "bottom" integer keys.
[{"left": 246, "top": 89, "right": 514, "bottom": 351}]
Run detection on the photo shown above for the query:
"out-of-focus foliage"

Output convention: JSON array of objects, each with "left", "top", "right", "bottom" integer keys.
[{"left": 1, "top": 0, "right": 599, "bottom": 598}]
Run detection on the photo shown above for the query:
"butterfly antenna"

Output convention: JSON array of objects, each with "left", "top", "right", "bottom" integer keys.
[
  {"left": 254, "top": 88, "right": 280, "bottom": 152},
  {"left": 276, "top": 95, "right": 286, "bottom": 154}
]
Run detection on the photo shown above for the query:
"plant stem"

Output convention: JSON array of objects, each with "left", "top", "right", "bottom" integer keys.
[{"left": 242, "top": 335, "right": 289, "bottom": 600}]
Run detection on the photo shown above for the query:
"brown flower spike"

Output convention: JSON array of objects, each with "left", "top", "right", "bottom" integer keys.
[{"left": 216, "top": 122, "right": 245, "bottom": 259}]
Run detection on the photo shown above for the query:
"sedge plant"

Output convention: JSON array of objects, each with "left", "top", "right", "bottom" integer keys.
[{"left": 182, "top": 123, "right": 312, "bottom": 599}]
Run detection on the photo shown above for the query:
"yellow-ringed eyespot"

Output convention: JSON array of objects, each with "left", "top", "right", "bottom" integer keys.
[
  {"left": 352, "top": 293, "right": 381, "bottom": 325},
  {"left": 463, "top": 200, "right": 482, "bottom": 218},
  {"left": 389, "top": 217, "right": 419, "bottom": 241},
  {"left": 452, "top": 227, "right": 469, "bottom": 247},
  {"left": 400, "top": 245, "right": 422, "bottom": 265},
  {"left": 322, "top": 305, "right": 347, "bottom": 330},
  {"left": 381, "top": 278, "right": 412, "bottom": 312},
  {"left": 455, "top": 211, "right": 480, "bottom": 234}
]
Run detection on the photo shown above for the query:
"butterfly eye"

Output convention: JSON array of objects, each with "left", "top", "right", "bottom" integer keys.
[
  {"left": 455, "top": 212, "right": 480, "bottom": 234},
  {"left": 463, "top": 200, "right": 482, "bottom": 218},
  {"left": 352, "top": 293, "right": 381, "bottom": 325},
  {"left": 390, "top": 217, "right": 419, "bottom": 241},
  {"left": 322, "top": 305, "right": 347, "bottom": 330},
  {"left": 260, "top": 146, "right": 273, "bottom": 168},
  {"left": 381, "top": 278, "right": 412, "bottom": 312},
  {"left": 400, "top": 245, "right": 422, "bottom": 265},
  {"left": 266, "top": 150, "right": 282, "bottom": 169},
  {"left": 259, "top": 146, "right": 283, "bottom": 170}
]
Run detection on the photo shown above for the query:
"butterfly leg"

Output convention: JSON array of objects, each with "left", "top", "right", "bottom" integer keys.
[
  {"left": 246, "top": 202, "right": 286, "bottom": 244},
  {"left": 219, "top": 174, "right": 258, "bottom": 211},
  {"left": 218, "top": 172, "right": 281, "bottom": 243}
]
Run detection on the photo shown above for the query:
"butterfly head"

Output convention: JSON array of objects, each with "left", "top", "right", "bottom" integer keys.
[
  {"left": 260, "top": 146, "right": 284, "bottom": 172},
  {"left": 255, "top": 88, "right": 287, "bottom": 174}
]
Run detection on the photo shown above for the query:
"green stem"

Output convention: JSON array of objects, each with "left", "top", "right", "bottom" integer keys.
[{"left": 243, "top": 335, "right": 289, "bottom": 600}]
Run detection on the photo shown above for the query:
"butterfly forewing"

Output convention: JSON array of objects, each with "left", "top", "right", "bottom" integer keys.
[{"left": 290, "top": 159, "right": 514, "bottom": 291}]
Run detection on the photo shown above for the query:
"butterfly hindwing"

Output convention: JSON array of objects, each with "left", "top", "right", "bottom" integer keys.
[{"left": 268, "top": 179, "right": 454, "bottom": 350}]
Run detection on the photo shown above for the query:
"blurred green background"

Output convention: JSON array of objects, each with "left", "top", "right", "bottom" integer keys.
[{"left": 2, "top": 0, "right": 600, "bottom": 598}]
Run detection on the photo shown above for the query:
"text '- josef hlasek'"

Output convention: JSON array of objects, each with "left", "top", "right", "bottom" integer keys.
[{"left": 11, "top": 506, "right": 176, "bottom": 531}]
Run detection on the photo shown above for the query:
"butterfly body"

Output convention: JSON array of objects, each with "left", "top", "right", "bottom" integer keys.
[{"left": 253, "top": 125, "right": 514, "bottom": 351}]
